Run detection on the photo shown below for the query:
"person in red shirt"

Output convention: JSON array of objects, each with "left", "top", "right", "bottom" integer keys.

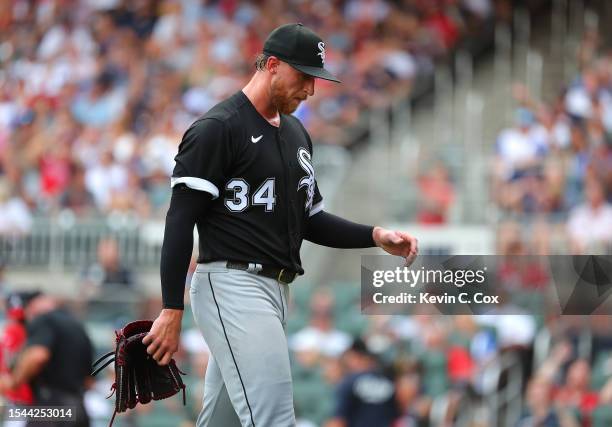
[
  {"left": 0, "top": 292, "right": 34, "bottom": 405},
  {"left": 553, "top": 359, "right": 599, "bottom": 415}
]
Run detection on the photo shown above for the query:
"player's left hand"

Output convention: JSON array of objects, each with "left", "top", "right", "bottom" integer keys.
[{"left": 373, "top": 226, "right": 418, "bottom": 266}]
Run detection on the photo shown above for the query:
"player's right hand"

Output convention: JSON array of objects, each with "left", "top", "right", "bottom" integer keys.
[
  {"left": 372, "top": 226, "right": 419, "bottom": 266},
  {"left": 143, "top": 309, "right": 183, "bottom": 366}
]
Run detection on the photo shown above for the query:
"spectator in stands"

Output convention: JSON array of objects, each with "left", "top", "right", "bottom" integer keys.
[
  {"left": 421, "top": 0, "right": 462, "bottom": 51},
  {"left": 537, "top": 341, "right": 600, "bottom": 421},
  {"left": 461, "top": 0, "right": 494, "bottom": 21},
  {"left": 0, "top": 292, "right": 34, "bottom": 406},
  {"left": 540, "top": 161, "right": 566, "bottom": 215},
  {"left": 416, "top": 319, "right": 452, "bottom": 397},
  {"left": 567, "top": 177, "right": 612, "bottom": 253},
  {"left": 59, "top": 162, "right": 96, "bottom": 216},
  {"left": 495, "top": 108, "right": 548, "bottom": 182},
  {"left": 345, "top": 0, "right": 390, "bottom": 26},
  {"left": 586, "top": 131, "right": 612, "bottom": 201},
  {"left": 493, "top": 108, "right": 552, "bottom": 214},
  {"left": 81, "top": 237, "right": 135, "bottom": 291},
  {"left": 564, "top": 122, "right": 591, "bottom": 208},
  {"left": 517, "top": 376, "right": 566, "bottom": 427},
  {"left": 3, "top": 0, "right": 499, "bottom": 220},
  {"left": 496, "top": 221, "right": 551, "bottom": 292},
  {"left": 416, "top": 160, "right": 455, "bottom": 224},
  {"left": 84, "top": 150, "right": 129, "bottom": 210},
  {"left": 146, "top": 167, "right": 173, "bottom": 215},
  {"left": 0, "top": 291, "right": 94, "bottom": 427},
  {"left": 536, "top": 106, "right": 571, "bottom": 150},
  {"left": 476, "top": 309, "right": 536, "bottom": 352},
  {"left": 0, "top": 178, "right": 32, "bottom": 235},
  {"left": 394, "top": 370, "right": 431, "bottom": 426},
  {"left": 565, "top": 70, "right": 600, "bottom": 121},
  {"left": 554, "top": 359, "right": 600, "bottom": 415},
  {"left": 491, "top": 50, "right": 612, "bottom": 258},
  {"left": 290, "top": 289, "right": 351, "bottom": 366},
  {"left": 106, "top": 170, "right": 151, "bottom": 218},
  {"left": 325, "top": 338, "right": 398, "bottom": 427},
  {"left": 71, "top": 70, "right": 127, "bottom": 128}
]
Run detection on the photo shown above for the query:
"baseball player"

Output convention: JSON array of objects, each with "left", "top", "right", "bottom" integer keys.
[{"left": 143, "top": 23, "right": 418, "bottom": 427}]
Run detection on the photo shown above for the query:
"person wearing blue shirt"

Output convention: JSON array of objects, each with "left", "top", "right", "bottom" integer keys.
[{"left": 326, "top": 338, "right": 399, "bottom": 427}]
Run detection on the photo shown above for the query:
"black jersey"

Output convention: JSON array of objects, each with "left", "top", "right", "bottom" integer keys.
[
  {"left": 171, "top": 91, "right": 324, "bottom": 274},
  {"left": 26, "top": 308, "right": 94, "bottom": 396}
]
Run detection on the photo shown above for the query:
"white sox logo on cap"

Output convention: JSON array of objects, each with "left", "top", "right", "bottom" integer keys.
[{"left": 317, "top": 42, "right": 326, "bottom": 65}]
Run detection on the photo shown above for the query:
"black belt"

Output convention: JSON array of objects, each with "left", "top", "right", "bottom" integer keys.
[{"left": 226, "top": 261, "right": 298, "bottom": 284}]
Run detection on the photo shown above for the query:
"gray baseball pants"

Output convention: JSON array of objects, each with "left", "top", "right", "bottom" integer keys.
[{"left": 189, "top": 262, "right": 296, "bottom": 427}]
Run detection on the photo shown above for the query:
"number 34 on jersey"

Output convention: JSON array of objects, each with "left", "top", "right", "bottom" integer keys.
[{"left": 224, "top": 147, "right": 315, "bottom": 214}]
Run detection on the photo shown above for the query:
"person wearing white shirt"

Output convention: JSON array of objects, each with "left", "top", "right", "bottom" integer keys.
[{"left": 567, "top": 178, "right": 612, "bottom": 253}]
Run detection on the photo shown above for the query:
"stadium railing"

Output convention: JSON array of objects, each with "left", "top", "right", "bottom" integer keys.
[{"left": 482, "top": 351, "right": 525, "bottom": 427}]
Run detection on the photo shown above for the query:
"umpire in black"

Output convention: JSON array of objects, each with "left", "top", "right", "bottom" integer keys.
[
  {"left": 143, "top": 23, "right": 419, "bottom": 426},
  {"left": 0, "top": 291, "right": 93, "bottom": 427}
]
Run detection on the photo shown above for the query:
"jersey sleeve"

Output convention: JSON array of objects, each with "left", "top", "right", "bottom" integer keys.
[{"left": 171, "top": 118, "right": 232, "bottom": 199}]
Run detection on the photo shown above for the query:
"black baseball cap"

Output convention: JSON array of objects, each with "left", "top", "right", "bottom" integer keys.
[
  {"left": 7, "top": 290, "right": 42, "bottom": 308},
  {"left": 349, "top": 337, "right": 374, "bottom": 357},
  {"left": 263, "top": 23, "right": 341, "bottom": 83}
]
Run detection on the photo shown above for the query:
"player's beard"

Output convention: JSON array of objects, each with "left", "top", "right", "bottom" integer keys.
[{"left": 270, "top": 79, "right": 301, "bottom": 114}]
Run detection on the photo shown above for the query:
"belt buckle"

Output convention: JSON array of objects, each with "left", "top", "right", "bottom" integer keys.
[{"left": 278, "top": 269, "right": 296, "bottom": 284}]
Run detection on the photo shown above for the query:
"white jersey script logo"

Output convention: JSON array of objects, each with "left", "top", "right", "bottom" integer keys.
[
  {"left": 297, "top": 147, "right": 315, "bottom": 212},
  {"left": 353, "top": 375, "right": 394, "bottom": 404}
]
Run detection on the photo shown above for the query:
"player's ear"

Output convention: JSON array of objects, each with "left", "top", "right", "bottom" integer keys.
[{"left": 267, "top": 56, "right": 280, "bottom": 75}]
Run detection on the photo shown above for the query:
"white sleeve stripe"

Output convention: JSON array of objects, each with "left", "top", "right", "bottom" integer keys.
[
  {"left": 309, "top": 201, "right": 324, "bottom": 217},
  {"left": 170, "top": 177, "right": 220, "bottom": 199}
]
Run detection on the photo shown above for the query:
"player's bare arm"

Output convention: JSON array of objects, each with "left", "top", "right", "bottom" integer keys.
[{"left": 0, "top": 345, "right": 50, "bottom": 392}]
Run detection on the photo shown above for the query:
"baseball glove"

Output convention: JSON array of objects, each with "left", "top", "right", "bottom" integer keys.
[{"left": 91, "top": 320, "right": 186, "bottom": 426}]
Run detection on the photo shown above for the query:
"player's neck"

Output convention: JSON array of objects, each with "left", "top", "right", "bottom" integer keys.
[{"left": 242, "top": 76, "right": 280, "bottom": 127}]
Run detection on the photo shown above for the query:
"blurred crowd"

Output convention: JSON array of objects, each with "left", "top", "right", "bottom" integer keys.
[
  {"left": 60, "top": 285, "right": 612, "bottom": 427},
  {"left": 3, "top": 268, "right": 612, "bottom": 427},
  {"left": 6, "top": 1, "right": 612, "bottom": 427},
  {"left": 0, "top": 0, "right": 499, "bottom": 227},
  {"left": 284, "top": 288, "right": 612, "bottom": 427},
  {"left": 493, "top": 30, "right": 612, "bottom": 254}
]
